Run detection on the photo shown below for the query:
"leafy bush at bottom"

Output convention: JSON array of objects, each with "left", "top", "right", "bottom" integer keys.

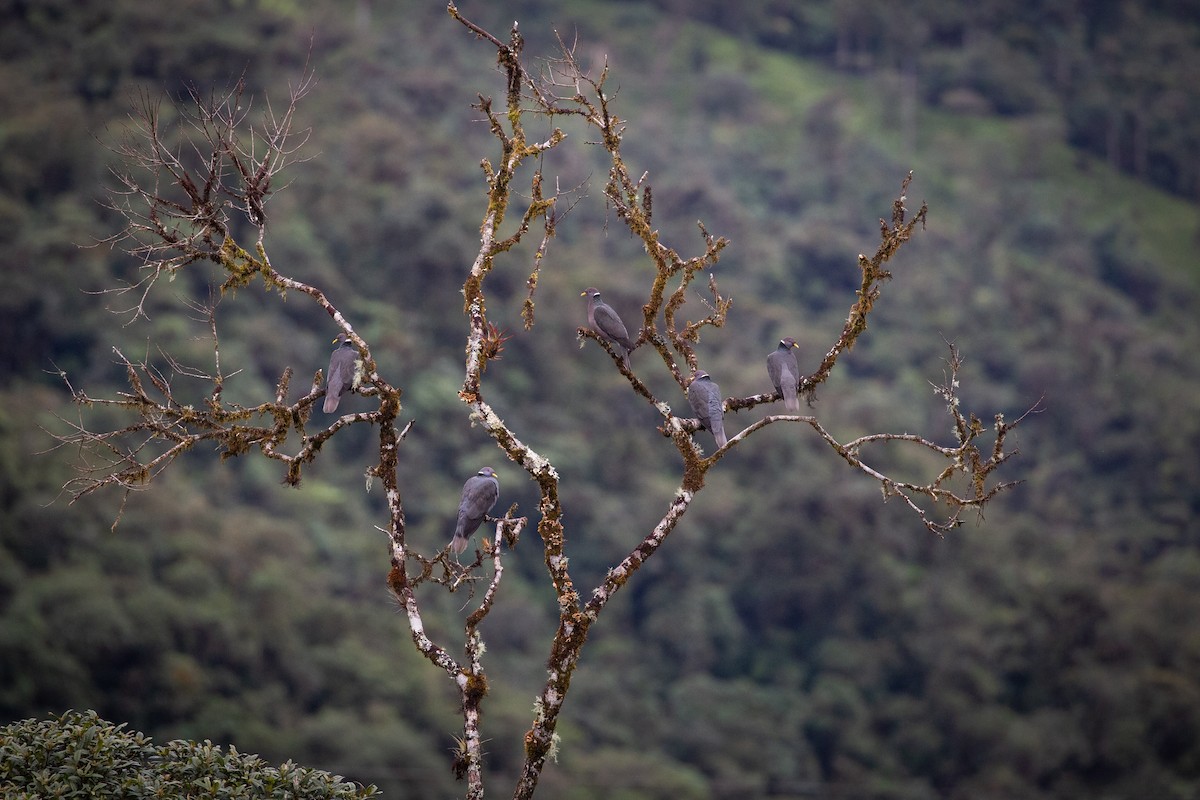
[{"left": 0, "top": 710, "right": 378, "bottom": 799}]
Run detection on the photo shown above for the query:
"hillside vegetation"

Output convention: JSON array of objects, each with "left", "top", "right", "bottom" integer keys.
[{"left": 2, "top": 1, "right": 1198, "bottom": 798}]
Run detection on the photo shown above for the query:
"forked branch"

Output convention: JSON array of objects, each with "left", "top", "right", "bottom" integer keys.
[
  {"left": 449, "top": 16, "right": 1030, "bottom": 799},
  {"left": 57, "top": 10, "right": 1032, "bottom": 800}
]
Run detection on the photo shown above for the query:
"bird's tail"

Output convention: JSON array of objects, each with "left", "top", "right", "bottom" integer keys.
[
  {"left": 323, "top": 394, "right": 340, "bottom": 413},
  {"left": 450, "top": 532, "right": 469, "bottom": 555}
]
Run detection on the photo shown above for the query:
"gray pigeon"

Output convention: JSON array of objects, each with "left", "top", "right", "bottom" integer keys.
[
  {"left": 687, "top": 370, "right": 728, "bottom": 448},
  {"left": 452, "top": 467, "right": 500, "bottom": 555},
  {"left": 767, "top": 336, "right": 801, "bottom": 412},
  {"left": 581, "top": 287, "right": 635, "bottom": 365},
  {"left": 324, "top": 333, "right": 358, "bottom": 413}
]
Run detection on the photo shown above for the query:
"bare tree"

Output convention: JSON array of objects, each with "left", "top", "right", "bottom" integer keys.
[{"left": 53, "top": 7, "right": 1035, "bottom": 799}]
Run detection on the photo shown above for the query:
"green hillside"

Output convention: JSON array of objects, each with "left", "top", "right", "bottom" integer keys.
[{"left": 2, "top": 1, "right": 1199, "bottom": 799}]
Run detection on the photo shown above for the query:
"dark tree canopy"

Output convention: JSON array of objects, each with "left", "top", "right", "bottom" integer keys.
[{"left": 5, "top": 2, "right": 1197, "bottom": 799}]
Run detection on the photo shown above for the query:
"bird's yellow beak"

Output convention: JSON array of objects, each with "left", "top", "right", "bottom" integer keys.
[{"left": 580, "top": 291, "right": 587, "bottom": 297}]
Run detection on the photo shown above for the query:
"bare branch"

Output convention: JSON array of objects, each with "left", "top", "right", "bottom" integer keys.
[
  {"left": 446, "top": 14, "right": 1022, "bottom": 799},
  {"left": 802, "top": 171, "right": 928, "bottom": 399},
  {"left": 58, "top": 12, "right": 1031, "bottom": 800},
  {"left": 94, "top": 71, "right": 315, "bottom": 322}
]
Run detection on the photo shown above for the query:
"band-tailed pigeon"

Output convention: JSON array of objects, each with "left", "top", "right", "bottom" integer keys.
[
  {"left": 323, "top": 333, "right": 358, "bottom": 413},
  {"left": 687, "top": 370, "right": 728, "bottom": 448},
  {"left": 767, "top": 336, "right": 801, "bottom": 412},
  {"left": 452, "top": 467, "right": 500, "bottom": 555},
  {"left": 581, "top": 287, "right": 635, "bottom": 365}
]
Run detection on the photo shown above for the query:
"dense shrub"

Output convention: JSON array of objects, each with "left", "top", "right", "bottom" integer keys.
[{"left": 0, "top": 710, "right": 378, "bottom": 799}]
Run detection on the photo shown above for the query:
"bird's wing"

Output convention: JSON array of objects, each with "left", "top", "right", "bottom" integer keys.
[
  {"left": 710, "top": 409, "right": 727, "bottom": 446},
  {"left": 769, "top": 353, "right": 800, "bottom": 411},
  {"left": 704, "top": 386, "right": 724, "bottom": 422},
  {"left": 687, "top": 382, "right": 715, "bottom": 425},
  {"left": 593, "top": 303, "right": 631, "bottom": 345},
  {"left": 456, "top": 476, "right": 499, "bottom": 536},
  {"left": 777, "top": 362, "right": 797, "bottom": 393},
  {"left": 687, "top": 385, "right": 704, "bottom": 425},
  {"left": 697, "top": 382, "right": 727, "bottom": 444},
  {"left": 327, "top": 348, "right": 356, "bottom": 393},
  {"left": 324, "top": 347, "right": 357, "bottom": 412},
  {"left": 767, "top": 352, "right": 784, "bottom": 391}
]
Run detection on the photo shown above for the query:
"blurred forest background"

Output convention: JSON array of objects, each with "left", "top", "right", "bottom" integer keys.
[{"left": 2, "top": 0, "right": 1199, "bottom": 798}]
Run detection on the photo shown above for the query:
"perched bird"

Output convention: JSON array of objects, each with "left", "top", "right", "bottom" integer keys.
[
  {"left": 324, "top": 333, "right": 358, "bottom": 413},
  {"left": 452, "top": 467, "right": 500, "bottom": 555},
  {"left": 767, "top": 336, "right": 801, "bottom": 412},
  {"left": 581, "top": 287, "right": 636, "bottom": 365},
  {"left": 687, "top": 370, "right": 728, "bottom": 448}
]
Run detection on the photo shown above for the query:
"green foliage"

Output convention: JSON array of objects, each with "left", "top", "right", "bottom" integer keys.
[
  {"left": 1, "top": 0, "right": 1199, "bottom": 798},
  {"left": 0, "top": 710, "right": 377, "bottom": 799},
  {"left": 647, "top": 0, "right": 1200, "bottom": 200}
]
